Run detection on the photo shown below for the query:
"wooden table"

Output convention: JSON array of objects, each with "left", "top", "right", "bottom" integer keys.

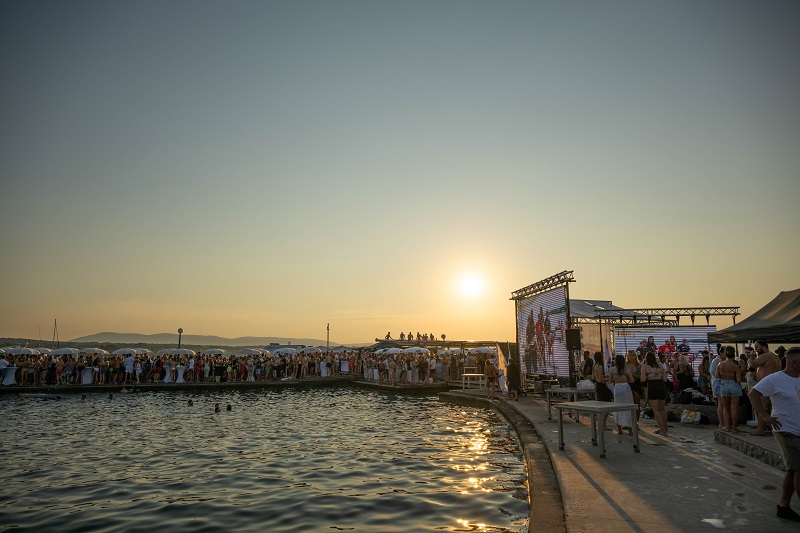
[
  {"left": 545, "top": 387, "right": 596, "bottom": 420},
  {"left": 553, "top": 401, "right": 640, "bottom": 458},
  {"left": 461, "top": 373, "right": 485, "bottom": 390}
]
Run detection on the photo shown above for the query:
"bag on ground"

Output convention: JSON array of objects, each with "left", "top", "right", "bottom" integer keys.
[{"left": 681, "top": 409, "right": 701, "bottom": 424}]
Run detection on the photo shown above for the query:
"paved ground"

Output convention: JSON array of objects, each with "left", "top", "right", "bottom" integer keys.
[{"left": 444, "top": 389, "right": 798, "bottom": 533}]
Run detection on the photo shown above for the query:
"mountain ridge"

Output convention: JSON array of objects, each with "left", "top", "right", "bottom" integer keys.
[{"left": 68, "top": 332, "right": 347, "bottom": 347}]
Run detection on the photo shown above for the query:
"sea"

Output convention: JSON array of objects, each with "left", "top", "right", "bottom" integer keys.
[{"left": 0, "top": 387, "right": 529, "bottom": 532}]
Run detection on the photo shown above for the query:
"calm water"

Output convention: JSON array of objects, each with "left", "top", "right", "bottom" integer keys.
[{"left": 0, "top": 388, "right": 529, "bottom": 532}]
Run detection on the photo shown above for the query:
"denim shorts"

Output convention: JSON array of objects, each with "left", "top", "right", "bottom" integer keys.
[{"left": 719, "top": 379, "right": 742, "bottom": 397}]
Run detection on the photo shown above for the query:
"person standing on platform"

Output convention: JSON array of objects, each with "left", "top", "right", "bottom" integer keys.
[
  {"left": 642, "top": 351, "right": 669, "bottom": 436},
  {"left": 715, "top": 346, "right": 743, "bottom": 433},
  {"left": 592, "top": 351, "right": 614, "bottom": 431},
  {"left": 610, "top": 355, "right": 634, "bottom": 435},
  {"left": 484, "top": 359, "right": 498, "bottom": 400},
  {"left": 748, "top": 347, "right": 800, "bottom": 523},
  {"left": 710, "top": 347, "right": 725, "bottom": 429},
  {"left": 506, "top": 357, "right": 521, "bottom": 401},
  {"left": 751, "top": 340, "right": 783, "bottom": 436},
  {"left": 580, "top": 351, "right": 593, "bottom": 381}
]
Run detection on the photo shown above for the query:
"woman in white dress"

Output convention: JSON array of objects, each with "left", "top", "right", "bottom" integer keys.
[{"left": 609, "top": 354, "right": 635, "bottom": 435}]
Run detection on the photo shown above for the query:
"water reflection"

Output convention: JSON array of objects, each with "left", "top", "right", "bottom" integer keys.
[{"left": 1, "top": 388, "right": 529, "bottom": 532}]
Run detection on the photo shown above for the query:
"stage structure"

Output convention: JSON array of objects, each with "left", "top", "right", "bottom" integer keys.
[
  {"left": 511, "top": 271, "right": 575, "bottom": 382},
  {"left": 511, "top": 271, "right": 740, "bottom": 386},
  {"left": 573, "top": 306, "right": 739, "bottom": 376}
]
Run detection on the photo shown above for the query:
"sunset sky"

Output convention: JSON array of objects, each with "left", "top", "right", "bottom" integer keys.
[{"left": 2, "top": 1, "right": 798, "bottom": 345}]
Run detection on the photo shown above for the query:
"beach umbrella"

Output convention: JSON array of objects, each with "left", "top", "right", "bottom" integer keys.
[
  {"left": 81, "top": 348, "right": 109, "bottom": 355},
  {"left": 171, "top": 348, "right": 196, "bottom": 356},
  {"left": 33, "top": 347, "right": 51, "bottom": 354},
  {"left": 299, "top": 347, "right": 321, "bottom": 355},
  {"left": 157, "top": 349, "right": 172, "bottom": 356},
  {"left": 201, "top": 349, "right": 226, "bottom": 356},
  {"left": 113, "top": 348, "right": 138, "bottom": 355},
  {"left": 133, "top": 348, "right": 151, "bottom": 355},
  {"left": 469, "top": 347, "right": 496, "bottom": 355},
  {"left": 237, "top": 348, "right": 262, "bottom": 356},
  {"left": 385, "top": 347, "right": 402, "bottom": 355},
  {"left": 272, "top": 348, "right": 298, "bottom": 356},
  {"left": 0, "top": 349, "right": 5, "bottom": 355},
  {"left": 403, "top": 347, "right": 430, "bottom": 355},
  {"left": 51, "top": 347, "right": 80, "bottom": 356},
  {"left": 3, "top": 347, "right": 41, "bottom": 355}
]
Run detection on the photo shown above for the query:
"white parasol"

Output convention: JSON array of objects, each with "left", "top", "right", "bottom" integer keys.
[
  {"left": 299, "top": 347, "right": 322, "bottom": 355},
  {"left": 170, "top": 348, "right": 197, "bottom": 356},
  {"left": 81, "top": 347, "right": 109, "bottom": 355},
  {"left": 201, "top": 349, "right": 226, "bottom": 356},
  {"left": 403, "top": 347, "right": 430, "bottom": 355},
  {"left": 272, "top": 347, "right": 298, "bottom": 356},
  {"left": 3, "top": 347, "right": 41, "bottom": 355},
  {"left": 51, "top": 347, "right": 80, "bottom": 356},
  {"left": 113, "top": 348, "right": 139, "bottom": 355}
]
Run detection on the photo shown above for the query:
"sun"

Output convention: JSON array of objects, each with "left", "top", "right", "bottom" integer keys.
[{"left": 458, "top": 273, "right": 486, "bottom": 299}]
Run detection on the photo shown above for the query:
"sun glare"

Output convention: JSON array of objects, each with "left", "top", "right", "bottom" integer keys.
[{"left": 458, "top": 273, "right": 486, "bottom": 299}]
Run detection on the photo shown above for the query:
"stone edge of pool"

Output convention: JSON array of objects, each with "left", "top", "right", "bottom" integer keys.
[{"left": 439, "top": 390, "right": 566, "bottom": 533}]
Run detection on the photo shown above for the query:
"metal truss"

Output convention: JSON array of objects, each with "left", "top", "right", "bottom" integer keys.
[
  {"left": 582, "top": 306, "right": 740, "bottom": 326},
  {"left": 510, "top": 270, "right": 575, "bottom": 301}
]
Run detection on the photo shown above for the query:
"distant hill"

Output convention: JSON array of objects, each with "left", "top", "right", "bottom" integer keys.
[{"left": 69, "top": 332, "right": 332, "bottom": 347}]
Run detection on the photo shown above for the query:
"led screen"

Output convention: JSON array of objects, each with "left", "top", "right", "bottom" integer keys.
[
  {"left": 614, "top": 325, "right": 717, "bottom": 373},
  {"left": 515, "top": 287, "right": 569, "bottom": 377}
]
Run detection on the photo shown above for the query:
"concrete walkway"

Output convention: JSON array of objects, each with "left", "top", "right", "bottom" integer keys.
[{"left": 443, "top": 390, "right": 797, "bottom": 533}]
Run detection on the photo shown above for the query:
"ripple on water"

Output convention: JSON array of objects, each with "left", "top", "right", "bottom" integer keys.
[{"left": 1, "top": 388, "right": 529, "bottom": 532}]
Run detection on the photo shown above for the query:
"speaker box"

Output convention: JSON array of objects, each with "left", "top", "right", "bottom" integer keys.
[{"left": 565, "top": 329, "right": 582, "bottom": 351}]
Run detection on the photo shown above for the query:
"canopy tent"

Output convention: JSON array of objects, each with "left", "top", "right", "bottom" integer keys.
[{"left": 708, "top": 289, "right": 800, "bottom": 344}]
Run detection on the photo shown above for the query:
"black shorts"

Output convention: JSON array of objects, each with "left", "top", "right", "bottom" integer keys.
[{"left": 647, "top": 380, "right": 667, "bottom": 401}]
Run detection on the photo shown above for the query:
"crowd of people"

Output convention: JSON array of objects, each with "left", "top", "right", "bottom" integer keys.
[
  {"left": 576, "top": 339, "right": 792, "bottom": 437},
  {"left": 0, "top": 349, "right": 495, "bottom": 387},
  {"left": 0, "top": 351, "right": 363, "bottom": 386}
]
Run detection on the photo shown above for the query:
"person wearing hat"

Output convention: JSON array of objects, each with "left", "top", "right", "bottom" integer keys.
[{"left": 677, "top": 339, "right": 691, "bottom": 354}]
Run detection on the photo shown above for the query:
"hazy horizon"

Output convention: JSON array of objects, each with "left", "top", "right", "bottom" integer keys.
[{"left": 2, "top": 1, "right": 798, "bottom": 343}]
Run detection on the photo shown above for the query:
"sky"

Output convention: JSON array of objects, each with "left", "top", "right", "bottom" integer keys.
[{"left": 1, "top": 1, "right": 798, "bottom": 345}]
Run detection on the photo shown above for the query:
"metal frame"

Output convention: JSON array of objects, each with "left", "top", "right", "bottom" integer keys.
[
  {"left": 585, "top": 307, "right": 740, "bottom": 326},
  {"left": 510, "top": 270, "right": 576, "bottom": 301}
]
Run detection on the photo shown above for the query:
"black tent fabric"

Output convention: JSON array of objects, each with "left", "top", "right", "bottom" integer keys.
[{"left": 708, "top": 289, "right": 800, "bottom": 343}]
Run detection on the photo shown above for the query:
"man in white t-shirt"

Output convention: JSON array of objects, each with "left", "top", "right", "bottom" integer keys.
[
  {"left": 749, "top": 347, "right": 800, "bottom": 523},
  {"left": 124, "top": 355, "right": 136, "bottom": 382}
]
